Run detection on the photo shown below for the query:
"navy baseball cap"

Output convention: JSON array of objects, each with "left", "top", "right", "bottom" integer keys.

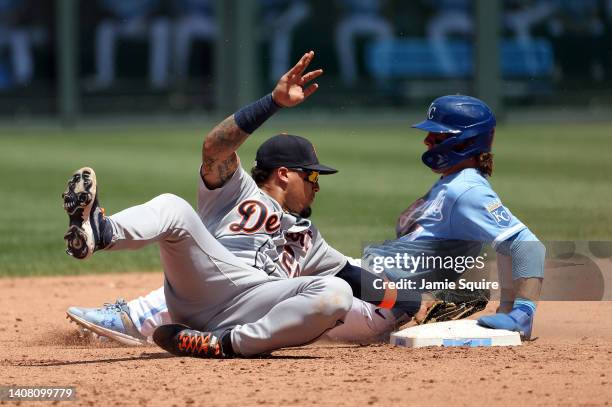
[{"left": 255, "top": 134, "right": 338, "bottom": 174}]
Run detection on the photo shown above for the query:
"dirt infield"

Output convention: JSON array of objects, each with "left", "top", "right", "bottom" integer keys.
[{"left": 1, "top": 273, "right": 611, "bottom": 407}]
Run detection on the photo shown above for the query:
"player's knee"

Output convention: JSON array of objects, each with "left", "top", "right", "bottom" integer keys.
[
  {"left": 154, "top": 193, "right": 192, "bottom": 212},
  {"left": 318, "top": 277, "right": 353, "bottom": 317},
  {"left": 150, "top": 193, "right": 196, "bottom": 226}
]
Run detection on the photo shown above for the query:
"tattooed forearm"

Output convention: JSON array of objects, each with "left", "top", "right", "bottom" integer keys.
[
  {"left": 201, "top": 114, "right": 246, "bottom": 188},
  {"left": 216, "top": 154, "right": 238, "bottom": 185},
  {"left": 203, "top": 114, "right": 249, "bottom": 162}
]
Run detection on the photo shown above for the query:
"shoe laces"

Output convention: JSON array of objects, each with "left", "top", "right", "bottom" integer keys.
[
  {"left": 102, "top": 299, "right": 128, "bottom": 313},
  {"left": 177, "top": 331, "right": 221, "bottom": 357}
]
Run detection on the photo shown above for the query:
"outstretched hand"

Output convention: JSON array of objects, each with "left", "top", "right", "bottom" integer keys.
[{"left": 272, "top": 50, "right": 323, "bottom": 108}]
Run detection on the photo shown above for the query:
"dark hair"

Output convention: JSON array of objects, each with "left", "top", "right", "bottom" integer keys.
[
  {"left": 476, "top": 152, "right": 494, "bottom": 177},
  {"left": 251, "top": 166, "right": 274, "bottom": 186}
]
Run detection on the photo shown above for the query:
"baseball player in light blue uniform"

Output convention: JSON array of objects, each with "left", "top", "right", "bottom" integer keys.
[{"left": 366, "top": 95, "right": 545, "bottom": 339}]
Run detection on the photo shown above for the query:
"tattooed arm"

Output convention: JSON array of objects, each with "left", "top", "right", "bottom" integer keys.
[
  {"left": 201, "top": 50, "right": 323, "bottom": 189},
  {"left": 200, "top": 116, "right": 246, "bottom": 189}
]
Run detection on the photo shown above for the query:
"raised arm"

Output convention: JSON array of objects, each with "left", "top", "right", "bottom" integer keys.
[{"left": 201, "top": 50, "right": 323, "bottom": 189}]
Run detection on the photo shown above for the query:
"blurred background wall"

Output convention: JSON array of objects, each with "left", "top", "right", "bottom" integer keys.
[{"left": 0, "top": 0, "right": 611, "bottom": 122}]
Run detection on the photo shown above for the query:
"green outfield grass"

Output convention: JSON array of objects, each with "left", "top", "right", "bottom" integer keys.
[{"left": 1, "top": 120, "right": 611, "bottom": 277}]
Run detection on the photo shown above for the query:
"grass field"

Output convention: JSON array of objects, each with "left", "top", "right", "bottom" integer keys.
[{"left": 1, "top": 120, "right": 611, "bottom": 277}]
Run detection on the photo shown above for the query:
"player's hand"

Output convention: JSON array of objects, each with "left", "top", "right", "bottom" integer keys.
[
  {"left": 272, "top": 50, "right": 323, "bottom": 108},
  {"left": 413, "top": 292, "right": 437, "bottom": 324}
]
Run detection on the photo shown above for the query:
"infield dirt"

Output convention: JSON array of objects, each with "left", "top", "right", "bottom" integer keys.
[{"left": 1, "top": 273, "right": 611, "bottom": 407}]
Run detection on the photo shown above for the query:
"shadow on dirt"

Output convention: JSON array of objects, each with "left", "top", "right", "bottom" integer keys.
[
  {"left": 12, "top": 352, "right": 322, "bottom": 367},
  {"left": 17, "top": 352, "right": 173, "bottom": 367}
]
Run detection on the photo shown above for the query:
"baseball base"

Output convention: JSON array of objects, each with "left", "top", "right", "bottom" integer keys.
[{"left": 390, "top": 319, "right": 522, "bottom": 348}]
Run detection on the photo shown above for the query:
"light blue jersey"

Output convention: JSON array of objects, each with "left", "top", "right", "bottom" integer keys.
[
  {"left": 395, "top": 168, "right": 525, "bottom": 248},
  {"left": 365, "top": 168, "right": 531, "bottom": 280}
]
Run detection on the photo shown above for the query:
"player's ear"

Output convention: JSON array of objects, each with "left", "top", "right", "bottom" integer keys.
[{"left": 276, "top": 167, "right": 291, "bottom": 185}]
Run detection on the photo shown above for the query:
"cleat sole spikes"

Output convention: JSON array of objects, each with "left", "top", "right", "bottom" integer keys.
[{"left": 62, "top": 167, "right": 98, "bottom": 260}]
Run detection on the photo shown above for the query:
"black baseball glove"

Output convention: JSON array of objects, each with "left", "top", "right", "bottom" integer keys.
[{"left": 418, "top": 288, "right": 490, "bottom": 324}]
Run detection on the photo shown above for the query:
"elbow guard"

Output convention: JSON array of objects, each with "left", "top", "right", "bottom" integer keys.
[{"left": 497, "top": 228, "right": 545, "bottom": 280}]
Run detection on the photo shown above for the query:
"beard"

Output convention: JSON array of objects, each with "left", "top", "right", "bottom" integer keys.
[{"left": 299, "top": 206, "right": 312, "bottom": 218}]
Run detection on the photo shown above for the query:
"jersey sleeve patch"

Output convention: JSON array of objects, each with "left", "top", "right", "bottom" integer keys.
[{"left": 486, "top": 201, "right": 512, "bottom": 227}]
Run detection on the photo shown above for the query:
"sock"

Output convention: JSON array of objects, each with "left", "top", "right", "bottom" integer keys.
[
  {"left": 221, "top": 329, "right": 236, "bottom": 357},
  {"left": 92, "top": 207, "right": 114, "bottom": 251},
  {"left": 513, "top": 298, "right": 536, "bottom": 316}
]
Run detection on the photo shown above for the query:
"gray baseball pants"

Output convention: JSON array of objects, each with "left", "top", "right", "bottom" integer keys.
[{"left": 106, "top": 193, "right": 353, "bottom": 356}]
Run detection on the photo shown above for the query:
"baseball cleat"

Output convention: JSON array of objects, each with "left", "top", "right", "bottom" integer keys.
[
  {"left": 153, "top": 324, "right": 231, "bottom": 358},
  {"left": 62, "top": 167, "right": 109, "bottom": 259},
  {"left": 66, "top": 299, "right": 148, "bottom": 346},
  {"left": 477, "top": 308, "right": 533, "bottom": 340}
]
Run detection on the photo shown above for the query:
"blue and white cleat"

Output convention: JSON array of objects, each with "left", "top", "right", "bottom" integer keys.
[
  {"left": 62, "top": 167, "right": 108, "bottom": 260},
  {"left": 477, "top": 308, "right": 533, "bottom": 340},
  {"left": 66, "top": 299, "right": 148, "bottom": 346}
]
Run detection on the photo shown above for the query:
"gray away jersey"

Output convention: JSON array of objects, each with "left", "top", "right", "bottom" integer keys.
[{"left": 197, "top": 165, "right": 346, "bottom": 278}]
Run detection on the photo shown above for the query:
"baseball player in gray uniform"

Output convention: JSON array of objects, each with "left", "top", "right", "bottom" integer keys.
[
  {"left": 62, "top": 51, "right": 358, "bottom": 358},
  {"left": 64, "top": 51, "right": 421, "bottom": 356}
]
